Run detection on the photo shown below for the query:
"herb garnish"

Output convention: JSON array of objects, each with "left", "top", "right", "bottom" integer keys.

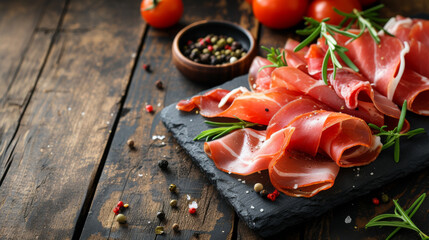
[
  {"left": 294, "top": 17, "right": 359, "bottom": 85},
  {"left": 369, "top": 100, "right": 426, "bottom": 162},
  {"left": 366, "top": 193, "right": 428, "bottom": 240},
  {"left": 258, "top": 46, "right": 287, "bottom": 72},
  {"left": 334, "top": 4, "right": 393, "bottom": 44},
  {"left": 194, "top": 118, "right": 257, "bottom": 141}
]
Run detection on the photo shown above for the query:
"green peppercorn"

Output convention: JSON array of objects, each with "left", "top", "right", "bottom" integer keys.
[
  {"left": 169, "top": 184, "right": 177, "bottom": 192},
  {"left": 217, "top": 38, "right": 226, "bottom": 48},
  {"left": 225, "top": 49, "right": 231, "bottom": 55},
  {"left": 157, "top": 211, "right": 165, "bottom": 220},
  {"left": 172, "top": 223, "right": 180, "bottom": 232},
  {"left": 241, "top": 52, "right": 246, "bottom": 58},
  {"left": 202, "top": 48, "right": 209, "bottom": 54},
  {"left": 155, "top": 226, "right": 164, "bottom": 235},
  {"left": 214, "top": 51, "right": 220, "bottom": 56},
  {"left": 227, "top": 37, "right": 234, "bottom": 44},
  {"left": 254, "top": 183, "right": 264, "bottom": 193},
  {"left": 116, "top": 213, "right": 127, "bottom": 223},
  {"left": 211, "top": 36, "right": 218, "bottom": 44},
  {"left": 170, "top": 199, "right": 178, "bottom": 207},
  {"left": 213, "top": 44, "right": 219, "bottom": 51}
]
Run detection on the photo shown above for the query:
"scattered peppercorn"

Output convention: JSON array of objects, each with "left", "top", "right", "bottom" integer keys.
[
  {"left": 254, "top": 183, "right": 264, "bottom": 193},
  {"left": 381, "top": 193, "right": 389, "bottom": 203},
  {"left": 172, "top": 223, "right": 180, "bottom": 232},
  {"left": 259, "top": 189, "right": 268, "bottom": 198},
  {"left": 124, "top": 203, "right": 129, "bottom": 208},
  {"left": 189, "top": 207, "right": 197, "bottom": 215},
  {"left": 142, "top": 64, "right": 151, "bottom": 72},
  {"left": 117, "top": 201, "right": 124, "bottom": 208},
  {"left": 116, "top": 213, "right": 127, "bottom": 224},
  {"left": 170, "top": 199, "right": 178, "bottom": 208},
  {"left": 267, "top": 190, "right": 280, "bottom": 201},
  {"left": 145, "top": 104, "right": 154, "bottom": 113},
  {"left": 155, "top": 226, "right": 164, "bottom": 235},
  {"left": 157, "top": 211, "right": 165, "bottom": 220},
  {"left": 169, "top": 184, "right": 177, "bottom": 192},
  {"left": 158, "top": 160, "right": 168, "bottom": 170},
  {"left": 155, "top": 80, "right": 164, "bottom": 90},
  {"left": 265, "top": 108, "right": 269, "bottom": 112},
  {"left": 127, "top": 139, "right": 134, "bottom": 148},
  {"left": 372, "top": 197, "right": 380, "bottom": 205},
  {"left": 113, "top": 206, "right": 120, "bottom": 215},
  {"left": 182, "top": 34, "right": 248, "bottom": 66}
]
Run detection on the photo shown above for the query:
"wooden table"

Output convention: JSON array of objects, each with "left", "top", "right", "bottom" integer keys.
[{"left": 1, "top": 0, "right": 428, "bottom": 239}]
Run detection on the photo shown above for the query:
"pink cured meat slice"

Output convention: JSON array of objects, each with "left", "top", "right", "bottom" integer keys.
[
  {"left": 248, "top": 56, "right": 274, "bottom": 92},
  {"left": 177, "top": 87, "right": 303, "bottom": 125},
  {"left": 271, "top": 66, "right": 385, "bottom": 127},
  {"left": 204, "top": 128, "right": 294, "bottom": 175}
]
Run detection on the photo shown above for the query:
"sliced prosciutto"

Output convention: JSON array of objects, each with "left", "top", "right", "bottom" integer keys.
[
  {"left": 204, "top": 127, "right": 294, "bottom": 175},
  {"left": 271, "top": 66, "right": 385, "bottom": 128},
  {"left": 248, "top": 56, "right": 274, "bottom": 92},
  {"left": 177, "top": 87, "right": 303, "bottom": 125},
  {"left": 334, "top": 30, "right": 429, "bottom": 115},
  {"left": 269, "top": 150, "right": 339, "bottom": 198}
]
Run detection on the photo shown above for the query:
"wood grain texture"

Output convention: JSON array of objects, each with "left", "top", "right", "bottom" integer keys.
[
  {"left": 81, "top": 0, "right": 257, "bottom": 239},
  {"left": 0, "top": 0, "right": 144, "bottom": 238}
]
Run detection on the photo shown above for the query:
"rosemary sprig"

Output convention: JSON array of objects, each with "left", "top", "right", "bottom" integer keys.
[
  {"left": 294, "top": 17, "right": 359, "bottom": 85},
  {"left": 368, "top": 100, "right": 426, "bottom": 162},
  {"left": 334, "top": 4, "right": 393, "bottom": 44},
  {"left": 194, "top": 118, "right": 257, "bottom": 141},
  {"left": 366, "top": 193, "right": 429, "bottom": 240},
  {"left": 258, "top": 46, "right": 287, "bottom": 72}
]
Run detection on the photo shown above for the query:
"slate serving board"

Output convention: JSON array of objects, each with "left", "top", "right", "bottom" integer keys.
[{"left": 160, "top": 74, "right": 429, "bottom": 237}]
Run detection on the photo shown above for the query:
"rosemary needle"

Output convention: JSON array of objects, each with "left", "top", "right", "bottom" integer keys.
[
  {"left": 368, "top": 100, "right": 426, "bottom": 162},
  {"left": 194, "top": 118, "right": 257, "bottom": 142},
  {"left": 258, "top": 46, "right": 287, "bottom": 72}
]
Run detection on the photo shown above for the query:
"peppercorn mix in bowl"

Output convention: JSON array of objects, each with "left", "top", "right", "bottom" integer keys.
[{"left": 172, "top": 20, "right": 257, "bottom": 85}]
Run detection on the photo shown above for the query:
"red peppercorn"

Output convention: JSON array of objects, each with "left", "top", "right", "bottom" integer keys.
[
  {"left": 145, "top": 104, "right": 154, "bottom": 113},
  {"left": 113, "top": 206, "right": 120, "bottom": 215},
  {"left": 199, "top": 39, "right": 205, "bottom": 46},
  {"left": 224, "top": 45, "right": 231, "bottom": 50},
  {"left": 267, "top": 190, "right": 280, "bottom": 201},
  {"left": 372, "top": 197, "right": 380, "bottom": 205},
  {"left": 142, "top": 64, "right": 151, "bottom": 71},
  {"left": 187, "top": 40, "right": 193, "bottom": 46},
  {"left": 117, "top": 201, "right": 124, "bottom": 208},
  {"left": 207, "top": 45, "right": 213, "bottom": 52},
  {"left": 204, "top": 37, "right": 211, "bottom": 44},
  {"left": 189, "top": 207, "right": 197, "bottom": 214}
]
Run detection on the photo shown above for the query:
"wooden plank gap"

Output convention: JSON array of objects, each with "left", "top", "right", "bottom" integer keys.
[{"left": 71, "top": 22, "right": 149, "bottom": 240}]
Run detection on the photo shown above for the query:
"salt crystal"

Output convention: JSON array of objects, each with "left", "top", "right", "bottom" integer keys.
[
  {"left": 356, "top": 174, "right": 360, "bottom": 177},
  {"left": 250, "top": 205, "right": 255, "bottom": 209},
  {"left": 293, "top": 184, "right": 298, "bottom": 189},
  {"left": 138, "top": 174, "right": 143, "bottom": 177},
  {"left": 190, "top": 119, "right": 193, "bottom": 122},
  {"left": 238, "top": 179, "right": 241, "bottom": 181},
  {"left": 241, "top": 180, "right": 246, "bottom": 184},
  {"left": 67, "top": 107, "right": 72, "bottom": 111},
  {"left": 370, "top": 172, "right": 374, "bottom": 176},
  {"left": 345, "top": 216, "right": 352, "bottom": 224},
  {"left": 81, "top": 112, "right": 85, "bottom": 116},
  {"left": 131, "top": 53, "right": 137, "bottom": 58},
  {"left": 157, "top": 102, "right": 161, "bottom": 107},
  {"left": 246, "top": 191, "right": 249, "bottom": 194},
  {"left": 228, "top": 171, "right": 231, "bottom": 174},
  {"left": 187, "top": 195, "right": 191, "bottom": 200},
  {"left": 106, "top": 121, "right": 110, "bottom": 124},
  {"left": 188, "top": 201, "right": 198, "bottom": 209},
  {"left": 260, "top": 209, "right": 264, "bottom": 212}
]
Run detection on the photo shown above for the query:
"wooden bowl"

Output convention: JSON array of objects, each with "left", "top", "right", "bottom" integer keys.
[{"left": 172, "top": 20, "right": 257, "bottom": 85}]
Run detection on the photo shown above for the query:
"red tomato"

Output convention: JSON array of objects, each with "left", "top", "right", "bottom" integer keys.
[
  {"left": 307, "top": 0, "right": 362, "bottom": 25},
  {"left": 140, "top": 0, "right": 183, "bottom": 28},
  {"left": 252, "top": 0, "right": 308, "bottom": 29}
]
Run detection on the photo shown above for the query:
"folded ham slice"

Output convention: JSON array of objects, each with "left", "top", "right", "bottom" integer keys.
[
  {"left": 248, "top": 56, "right": 274, "bottom": 92},
  {"left": 203, "top": 97, "right": 381, "bottom": 197},
  {"left": 176, "top": 87, "right": 303, "bottom": 125}
]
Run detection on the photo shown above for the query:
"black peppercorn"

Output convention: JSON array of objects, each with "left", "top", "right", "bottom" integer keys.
[
  {"left": 158, "top": 160, "right": 168, "bottom": 170},
  {"left": 172, "top": 223, "right": 180, "bottom": 232},
  {"left": 157, "top": 211, "right": 165, "bottom": 220},
  {"left": 155, "top": 80, "right": 164, "bottom": 90},
  {"left": 259, "top": 189, "right": 268, "bottom": 198},
  {"left": 169, "top": 184, "right": 177, "bottom": 192}
]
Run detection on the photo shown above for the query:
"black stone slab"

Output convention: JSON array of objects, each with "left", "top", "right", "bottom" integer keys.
[{"left": 160, "top": 74, "right": 429, "bottom": 238}]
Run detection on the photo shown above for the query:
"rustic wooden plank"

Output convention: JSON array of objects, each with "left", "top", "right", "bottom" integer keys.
[
  {"left": 0, "top": 0, "right": 144, "bottom": 239},
  {"left": 81, "top": 0, "right": 258, "bottom": 239},
  {"left": 0, "top": 0, "right": 65, "bottom": 182}
]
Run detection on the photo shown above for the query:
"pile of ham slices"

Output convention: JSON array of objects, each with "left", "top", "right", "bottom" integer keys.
[{"left": 176, "top": 16, "right": 429, "bottom": 198}]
